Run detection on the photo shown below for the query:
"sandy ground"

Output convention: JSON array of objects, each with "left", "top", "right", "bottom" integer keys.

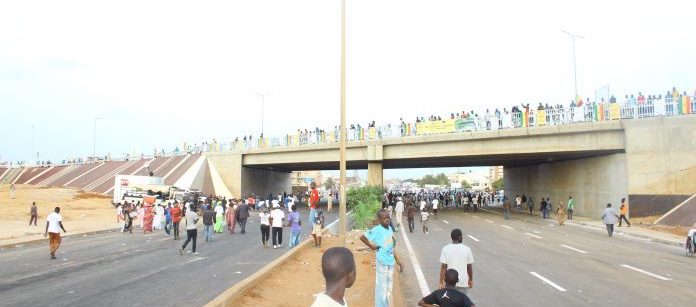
[
  {"left": 631, "top": 215, "right": 690, "bottom": 236},
  {"left": 237, "top": 230, "right": 405, "bottom": 307},
  {"left": 0, "top": 184, "right": 118, "bottom": 246}
]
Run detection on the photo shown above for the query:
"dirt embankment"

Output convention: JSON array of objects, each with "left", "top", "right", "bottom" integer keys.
[
  {"left": 237, "top": 231, "right": 405, "bottom": 307},
  {"left": 0, "top": 184, "right": 117, "bottom": 246}
]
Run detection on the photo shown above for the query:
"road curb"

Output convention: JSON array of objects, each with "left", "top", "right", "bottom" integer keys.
[
  {"left": 0, "top": 227, "right": 122, "bottom": 249},
  {"left": 479, "top": 207, "right": 684, "bottom": 248}
]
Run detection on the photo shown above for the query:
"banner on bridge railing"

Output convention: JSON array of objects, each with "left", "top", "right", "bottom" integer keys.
[{"left": 416, "top": 118, "right": 477, "bottom": 135}]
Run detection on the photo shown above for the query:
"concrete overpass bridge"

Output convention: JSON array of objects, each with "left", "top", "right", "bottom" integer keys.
[{"left": 206, "top": 116, "right": 696, "bottom": 219}]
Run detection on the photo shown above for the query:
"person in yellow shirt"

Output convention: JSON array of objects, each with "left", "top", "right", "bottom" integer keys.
[{"left": 619, "top": 198, "right": 631, "bottom": 227}]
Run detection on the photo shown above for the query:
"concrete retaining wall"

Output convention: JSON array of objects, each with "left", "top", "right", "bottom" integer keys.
[{"left": 504, "top": 153, "right": 628, "bottom": 218}]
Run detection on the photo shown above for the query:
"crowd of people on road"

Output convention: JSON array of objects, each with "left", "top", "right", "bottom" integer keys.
[{"left": 26, "top": 182, "right": 696, "bottom": 307}]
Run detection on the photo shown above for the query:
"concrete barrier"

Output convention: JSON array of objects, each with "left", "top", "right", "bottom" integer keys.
[{"left": 205, "top": 212, "right": 352, "bottom": 307}]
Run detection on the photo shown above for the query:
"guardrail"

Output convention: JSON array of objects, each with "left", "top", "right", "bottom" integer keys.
[{"left": 5, "top": 96, "right": 693, "bottom": 168}]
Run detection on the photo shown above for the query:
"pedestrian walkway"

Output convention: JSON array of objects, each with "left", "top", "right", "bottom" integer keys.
[{"left": 480, "top": 205, "right": 684, "bottom": 247}]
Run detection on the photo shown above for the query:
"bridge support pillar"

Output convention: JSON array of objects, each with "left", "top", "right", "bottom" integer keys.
[
  {"left": 205, "top": 153, "right": 291, "bottom": 198},
  {"left": 367, "top": 162, "right": 383, "bottom": 187}
]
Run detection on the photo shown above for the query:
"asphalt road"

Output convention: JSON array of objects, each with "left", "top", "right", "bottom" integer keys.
[
  {"left": 0, "top": 207, "right": 337, "bottom": 307},
  {"left": 397, "top": 207, "right": 695, "bottom": 306}
]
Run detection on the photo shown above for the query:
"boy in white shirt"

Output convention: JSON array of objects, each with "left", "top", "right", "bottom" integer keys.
[
  {"left": 421, "top": 209, "right": 431, "bottom": 234},
  {"left": 311, "top": 247, "right": 356, "bottom": 307}
]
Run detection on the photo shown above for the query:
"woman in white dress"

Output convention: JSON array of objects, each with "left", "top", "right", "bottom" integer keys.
[{"left": 153, "top": 204, "right": 164, "bottom": 230}]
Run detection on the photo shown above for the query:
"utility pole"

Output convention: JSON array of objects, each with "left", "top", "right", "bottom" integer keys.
[
  {"left": 93, "top": 117, "right": 104, "bottom": 157},
  {"left": 562, "top": 30, "right": 583, "bottom": 99},
  {"left": 31, "top": 124, "right": 35, "bottom": 165},
  {"left": 255, "top": 92, "right": 268, "bottom": 137},
  {"left": 339, "top": 0, "right": 348, "bottom": 245}
]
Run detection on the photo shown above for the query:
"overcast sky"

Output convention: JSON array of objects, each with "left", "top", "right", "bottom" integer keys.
[{"left": 2, "top": 0, "right": 695, "bottom": 175}]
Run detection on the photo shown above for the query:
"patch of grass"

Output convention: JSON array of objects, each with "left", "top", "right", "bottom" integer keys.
[{"left": 347, "top": 186, "right": 383, "bottom": 230}]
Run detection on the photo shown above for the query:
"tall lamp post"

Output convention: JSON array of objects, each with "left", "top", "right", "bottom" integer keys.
[
  {"left": 31, "top": 124, "right": 35, "bottom": 165},
  {"left": 339, "top": 0, "right": 347, "bottom": 245},
  {"left": 93, "top": 117, "right": 104, "bottom": 157},
  {"left": 562, "top": 30, "right": 583, "bottom": 99},
  {"left": 255, "top": 92, "right": 268, "bottom": 137}
]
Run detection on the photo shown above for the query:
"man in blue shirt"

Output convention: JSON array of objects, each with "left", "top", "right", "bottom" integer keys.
[{"left": 360, "top": 209, "right": 404, "bottom": 307}]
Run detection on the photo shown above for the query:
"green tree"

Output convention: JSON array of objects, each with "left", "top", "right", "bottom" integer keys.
[
  {"left": 323, "top": 177, "right": 336, "bottom": 190},
  {"left": 417, "top": 173, "right": 450, "bottom": 187},
  {"left": 461, "top": 180, "right": 472, "bottom": 189},
  {"left": 346, "top": 186, "right": 383, "bottom": 229},
  {"left": 492, "top": 178, "right": 504, "bottom": 191}
]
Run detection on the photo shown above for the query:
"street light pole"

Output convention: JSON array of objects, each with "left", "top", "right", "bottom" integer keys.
[
  {"left": 93, "top": 117, "right": 104, "bottom": 157},
  {"left": 31, "top": 124, "right": 35, "bottom": 165},
  {"left": 562, "top": 30, "right": 583, "bottom": 99},
  {"left": 339, "top": 0, "right": 347, "bottom": 245},
  {"left": 255, "top": 93, "right": 268, "bottom": 137}
]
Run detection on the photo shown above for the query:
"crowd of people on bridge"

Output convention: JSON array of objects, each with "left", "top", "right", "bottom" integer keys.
[{"left": 5, "top": 87, "right": 693, "bottom": 169}]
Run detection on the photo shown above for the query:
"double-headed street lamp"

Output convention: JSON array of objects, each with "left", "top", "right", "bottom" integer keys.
[
  {"left": 562, "top": 29, "right": 584, "bottom": 99},
  {"left": 93, "top": 117, "right": 105, "bottom": 157}
]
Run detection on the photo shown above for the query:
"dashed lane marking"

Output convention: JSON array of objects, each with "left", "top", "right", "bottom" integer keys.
[
  {"left": 443, "top": 220, "right": 449, "bottom": 224},
  {"left": 400, "top": 227, "right": 431, "bottom": 297},
  {"left": 530, "top": 272, "right": 567, "bottom": 292},
  {"left": 467, "top": 235, "right": 480, "bottom": 242},
  {"left": 525, "top": 233, "right": 542, "bottom": 239},
  {"left": 181, "top": 257, "right": 207, "bottom": 265},
  {"left": 484, "top": 219, "right": 494, "bottom": 223},
  {"left": 473, "top": 216, "right": 480, "bottom": 219},
  {"left": 560, "top": 244, "right": 588, "bottom": 254},
  {"left": 479, "top": 208, "right": 502, "bottom": 215},
  {"left": 501, "top": 225, "right": 514, "bottom": 230},
  {"left": 621, "top": 264, "right": 671, "bottom": 281}
]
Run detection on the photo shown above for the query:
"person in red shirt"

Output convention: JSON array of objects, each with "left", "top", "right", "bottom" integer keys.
[
  {"left": 171, "top": 201, "right": 183, "bottom": 240},
  {"left": 309, "top": 182, "right": 320, "bottom": 225}
]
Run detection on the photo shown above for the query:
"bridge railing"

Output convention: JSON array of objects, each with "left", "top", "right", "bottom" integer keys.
[{"left": 204, "top": 97, "right": 693, "bottom": 152}]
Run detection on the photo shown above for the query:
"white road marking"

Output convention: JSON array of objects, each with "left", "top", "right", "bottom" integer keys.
[
  {"left": 620, "top": 264, "right": 671, "bottom": 281},
  {"left": 467, "top": 235, "right": 480, "bottom": 242},
  {"left": 484, "top": 219, "right": 494, "bottom": 223},
  {"left": 473, "top": 215, "right": 480, "bottom": 219},
  {"left": 560, "top": 244, "right": 588, "bottom": 254},
  {"left": 501, "top": 225, "right": 514, "bottom": 230},
  {"left": 479, "top": 208, "right": 502, "bottom": 215},
  {"left": 181, "top": 257, "right": 207, "bottom": 265},
  {"left": 530, "top": 272, "right": 567, "bottom": 292},
  {"left": 400, "top": 227, "right": 431, "bottom": 297},
  {"left": 525, "top": 233, "right": 542, "bottom": 239},
  {"left": 443, "top": 220, "right": 449, "bottom": 224}
]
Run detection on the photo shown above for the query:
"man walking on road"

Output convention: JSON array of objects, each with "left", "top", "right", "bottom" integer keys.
[
  {"left": 237, "top": 199, "right": 250, "bottom": 234},
  {"left": 181, "top": 206, "right": 199, "bottom": 255},
  {"left": 567, "top": 196, "right": 575, "bottom": 220},
  {"left": 171, "top": 201, "right": 182, "bottom": 240},
  {"left": 619, "top": 198, "right": 631, "bottom": 227},
  {"left": 202, "top": 205, "right": 215, "bottom": 242},
  {"left": 288, "top": 204, "right": 302, "bottom": 248},
  {"left": 502, "top": 197, "right": 511, "bottom": 220},
  {"left": 439, "top": 229, "right": 474, "bottom": 295},
  {"left": 44, "top": 206, "right": 67, "bottom": 259},
  {"left": 360, "top": 209, "right": 404, "bottom": 307},
  {"left": 395, "top": 197, "right": 404, "bottom": 231},
  {"left": 407, "top": 201, "right": 416, "bottom": 233},
  {"left": 602, "top": 203, "right": 619, "bottom": 237},
  {"left": 270, "top": 203, "right": 285, "bottom": 248},
  {"left": 29, "top": 202, "right": 38, "bottom": 226}
]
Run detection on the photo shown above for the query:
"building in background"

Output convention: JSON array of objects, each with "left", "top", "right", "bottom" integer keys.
[
  {"left": 448, "top": 171, "right": 491, "bottom": 191},
  {"left": 489, "top": 165, "right": 504, "bottom": 182}
]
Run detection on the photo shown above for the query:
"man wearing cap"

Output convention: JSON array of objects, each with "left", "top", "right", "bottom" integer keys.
[{"left": 270, "top": 202, "right": 285, "bottom": 248}]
